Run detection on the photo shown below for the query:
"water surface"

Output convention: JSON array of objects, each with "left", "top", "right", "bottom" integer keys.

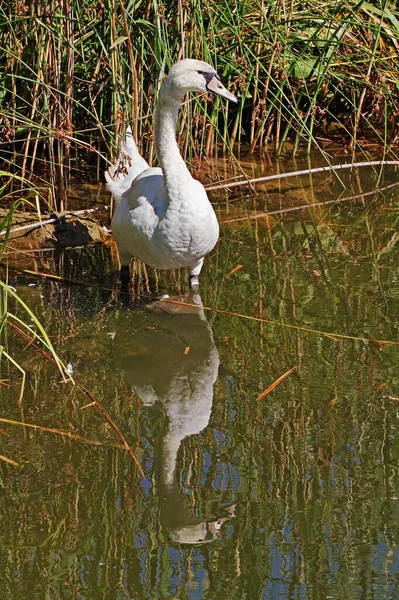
[{"left": 1, "top": 156, "right": 399, "bottom": 599}]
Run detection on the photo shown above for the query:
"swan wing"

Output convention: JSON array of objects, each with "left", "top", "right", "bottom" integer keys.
[
  {"left": 111, "top": 199, "right": 160, "bottom": 264},
  {"left": 122, "top": 167, "right": 168, "bottom": 217},
  {"left": 105, "top": 127, "right": 149, "bottom": 203}
]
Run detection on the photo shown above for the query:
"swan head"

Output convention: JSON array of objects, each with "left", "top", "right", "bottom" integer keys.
[{"left": 162, "top": 59, "right": 238, "bottom": 104}]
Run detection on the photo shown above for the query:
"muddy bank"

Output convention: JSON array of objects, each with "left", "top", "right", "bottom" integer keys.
[{"left": 0, "top": 208, "right": 111, "bottom": 250}]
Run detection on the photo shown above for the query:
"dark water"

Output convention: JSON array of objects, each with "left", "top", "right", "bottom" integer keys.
[{"left": 2, "top": 159, "right": 399, "bottom": 599}]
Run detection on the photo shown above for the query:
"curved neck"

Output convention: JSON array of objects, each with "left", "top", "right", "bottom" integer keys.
[
  {"left": 154, "top": 91, "right": 192, "bottom": 186},
  {"left": 162, "top": 432, "right": 184, "bottom": 487}
]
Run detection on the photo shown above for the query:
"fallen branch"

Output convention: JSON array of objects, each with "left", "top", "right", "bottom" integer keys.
[
  {"left": 205, "top": 160, "right": 399, "bottom": 192},
  {"left": 0, "top": 205, "right": 110, "bottom": 237},
  {"left": 0, "top": 454, "right": 19, "bottom": 467}
]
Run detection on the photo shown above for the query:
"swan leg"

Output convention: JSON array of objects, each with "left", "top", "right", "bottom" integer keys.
[
  {"left": 189, "top": 259, "right": 204, "bottom": 289},
  {"left": 120, "top": 265, "right": 130, "bottom": 287},
  {"left": 118, "top": 250, "right": 131, "bottom": 291}
]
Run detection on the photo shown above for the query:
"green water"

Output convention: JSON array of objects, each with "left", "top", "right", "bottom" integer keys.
[{"left": 2, "top": 160, "right": 399, "bottom": 599}]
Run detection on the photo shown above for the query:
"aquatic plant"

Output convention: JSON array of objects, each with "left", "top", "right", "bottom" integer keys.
[{"left": 0, "top": 0, "right": 398, "bottom": 208}]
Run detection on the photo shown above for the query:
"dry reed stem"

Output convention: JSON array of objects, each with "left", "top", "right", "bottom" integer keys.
[
  {"left": 0, "top": 417, "right": 106, "bottom": 446},
  {"left": 0, "top": 454, "right": 19, "bottom": 467},
  {"left": 159, "top": 299, "right": 399, "bottom": 346}
]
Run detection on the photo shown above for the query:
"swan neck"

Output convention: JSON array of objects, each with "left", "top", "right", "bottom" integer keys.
[
  {"left": 162, "top": 432, "right": 184, "bottom": 487},
  {"left": 154, "top": 92, "right": 190, "bottom": 179}
]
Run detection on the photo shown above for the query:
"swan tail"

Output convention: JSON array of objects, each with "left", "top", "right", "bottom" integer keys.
[{"left": 105, "top": 126, "right": 149, "bottom": 203}]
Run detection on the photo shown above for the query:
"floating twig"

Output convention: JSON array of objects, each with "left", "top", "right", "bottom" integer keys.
[
  {"left": 225, "top": 264, "right": 243, "bottom": 278},
  {"left": 256, "top": 365, "right": 298, "bottom": 401}
]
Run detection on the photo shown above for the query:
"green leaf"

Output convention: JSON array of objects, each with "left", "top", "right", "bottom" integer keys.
[{"left": 110, "top": 36, "right": 128, "bottom": 50}]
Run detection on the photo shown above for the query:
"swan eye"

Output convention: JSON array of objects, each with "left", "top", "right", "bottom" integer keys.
[{"left": 197, "top": 70, "right": 217, "bottom": 85}]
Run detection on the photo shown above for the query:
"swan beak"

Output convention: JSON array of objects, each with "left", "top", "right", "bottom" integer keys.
[{"left": 206, "top": 77, "right": 238, "bottom": 103}]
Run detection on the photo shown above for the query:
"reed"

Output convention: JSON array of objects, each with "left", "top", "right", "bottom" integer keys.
[{"left": 0, "top": 0, "right": 398, "bottom": 208}]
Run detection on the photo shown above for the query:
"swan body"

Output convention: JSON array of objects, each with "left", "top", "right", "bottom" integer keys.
[{"left": 106, "top": 59, "right": 237, "bottom": 287}]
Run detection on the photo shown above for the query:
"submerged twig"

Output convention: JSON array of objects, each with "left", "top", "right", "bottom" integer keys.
[
  {"left": 220, "top": 181, "right": 399, "bottom": 224},
  {"left": 225, "top": 264, "right": 243, "bottom": 278}
]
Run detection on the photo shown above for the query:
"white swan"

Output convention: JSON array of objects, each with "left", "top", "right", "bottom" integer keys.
[{"left": 105, "top": 59, "right": 237, "bottom": 288}]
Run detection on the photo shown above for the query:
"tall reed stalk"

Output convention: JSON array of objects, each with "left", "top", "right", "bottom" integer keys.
[{"left": 0, "top": 0, "right": 398, "bottom": 208}]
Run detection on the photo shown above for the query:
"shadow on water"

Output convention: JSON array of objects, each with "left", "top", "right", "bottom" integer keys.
[{"left": 2, "top": 158, "right": 399, "bottom": 598}]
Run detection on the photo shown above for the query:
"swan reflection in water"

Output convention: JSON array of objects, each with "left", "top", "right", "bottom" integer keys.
[{"left": 113, "top": 292, "right": 235, "bottom": 544}]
